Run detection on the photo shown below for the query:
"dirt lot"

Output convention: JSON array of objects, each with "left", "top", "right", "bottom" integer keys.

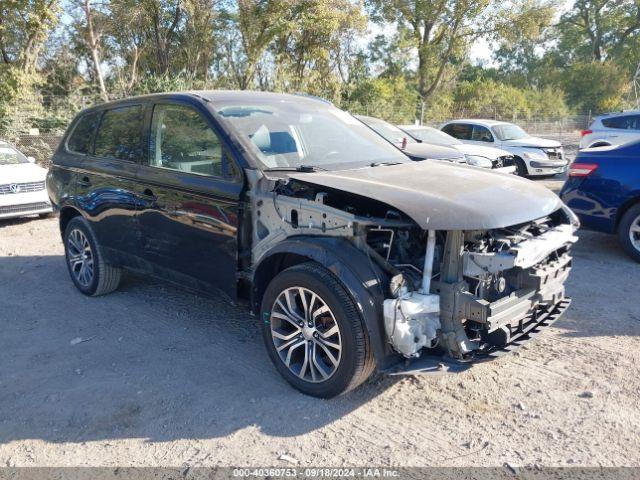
[{"left": 1, "top": 176, "right": 639, "bottom": 469}]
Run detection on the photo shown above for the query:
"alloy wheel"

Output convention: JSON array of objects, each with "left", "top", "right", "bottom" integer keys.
[
  {"left": 630, "top": 214, "right": 640, "bottom": 252},
  {"left": 67, "top": 228, "right": 94, "bottom": 287},
  {"left": 270, "top": 287, "right": 342, "bottom": 383}
]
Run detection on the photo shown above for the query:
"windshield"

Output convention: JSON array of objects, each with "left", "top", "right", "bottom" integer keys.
[
  {"left": 0, "top": 144, "right": 28, "bottom": 165},
  {"left": 492, "top": 123, "right": 529, "bottom": 141},
  {"left": 405, "top": 127, "right": 462, "bottom": 146},
  {"left": 215, "top": 101, "right": 408, "bottom": 170},
  {"left": 358, "top": 117, "right": 417, "bottom": 147}
]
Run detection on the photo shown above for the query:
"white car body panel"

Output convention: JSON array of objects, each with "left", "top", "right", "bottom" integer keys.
[
  {"left": 579, "top": 111, "right": 640, "bottom": 149},
  {"left": 0, "top": 162, "right": 53, "bottom": 220},
  {"left": 439, "top": 119, "right": 568, "bottom": 177}
]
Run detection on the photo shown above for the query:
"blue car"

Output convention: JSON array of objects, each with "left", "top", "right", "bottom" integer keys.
[{"left": 560, "top": 140, "right": 640, "bottom": 262}]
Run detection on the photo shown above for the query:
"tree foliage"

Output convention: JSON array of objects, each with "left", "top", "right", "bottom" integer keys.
[{"left": 1, "top": 0, "right": 640, "bottom": 138}]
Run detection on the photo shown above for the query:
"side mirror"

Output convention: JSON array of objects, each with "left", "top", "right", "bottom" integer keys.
[{"left": 27, "top": 156, "right": 36, "bottom": 163}]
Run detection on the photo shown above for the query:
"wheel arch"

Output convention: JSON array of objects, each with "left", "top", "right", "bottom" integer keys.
[
  {"left": 588, "top": 141, "right": 612, "bottom": 148},
  {"left": 615, "top": 195, "right": 640, "bottom": 230},
  {"left": 251, "top": 236, "right": 393, "bottom": 367},
  {"left": 59, "top": 205, "right": 83, "bottom": 237}
]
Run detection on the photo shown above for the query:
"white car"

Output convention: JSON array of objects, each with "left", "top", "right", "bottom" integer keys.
[
  {"left": 579, "top": 111, "right": 640, "bottom": 149},
  {"left": 440, "top": 119, "right": 568, "bottom": 177},
  {"left": 0, "top": 141, "right": 53, "bottom": 220},
  {"left": 399, "top": 124, "right": 517, "bottom": 174}
]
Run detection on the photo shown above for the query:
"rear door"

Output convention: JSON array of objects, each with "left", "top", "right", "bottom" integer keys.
[
  {"left": 75, "top": 104, "right": 147, "bottom": 266},
  {"left": 135, "top": 101, "right": 243, "bottom": 296}
]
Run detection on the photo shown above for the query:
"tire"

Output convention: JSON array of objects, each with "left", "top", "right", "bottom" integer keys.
[
  {"left": 618, "top": 204, "right": 640, "bottom": 263},
  {"left": 514, "top": 157, "right": 528, "bottom": 177},
  {"left": 63, "top": 216, "right": 122, "bottom": 296},
  {"left": 261, "top": 262, "right": 375, "bottom": 398}
]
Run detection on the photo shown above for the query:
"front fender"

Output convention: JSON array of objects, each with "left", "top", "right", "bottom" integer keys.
[{"left": 252, "top": 236, "right": 397, "bottom": 368}]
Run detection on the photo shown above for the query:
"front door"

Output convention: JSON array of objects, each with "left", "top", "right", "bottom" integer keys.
[{"left": 135, "top": 102, "right": 243, "bottom": 297}]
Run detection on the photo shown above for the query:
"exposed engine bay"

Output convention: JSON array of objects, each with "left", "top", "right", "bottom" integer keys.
[{"left": 247, "top": 168, "right": 578, "bottom": 365}]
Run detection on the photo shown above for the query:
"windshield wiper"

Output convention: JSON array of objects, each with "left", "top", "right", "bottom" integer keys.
[
  {"left": 264, "top": 165, "right": 327, "bottom": 173},
  {"left": 370, "top": 161, "right": 403, "bottom": 167}
]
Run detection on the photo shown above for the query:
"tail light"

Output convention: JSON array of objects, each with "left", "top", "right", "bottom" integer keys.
[
  {"left": 580, "top": 129, "right": 592, "bottom": 137},
  {"left": 569, "top": 163, "right": 598, "bottom": 177}
]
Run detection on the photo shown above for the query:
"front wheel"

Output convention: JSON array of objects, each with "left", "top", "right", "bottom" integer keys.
[
  {"left": 618, "top": 204, "right": 640, "bottom": 263},
  {"left": 514, "top": 157, "right": 528, "bottom": 177},
  {"left": 261, "top": 262, "right": 375, "bottom": 398}
]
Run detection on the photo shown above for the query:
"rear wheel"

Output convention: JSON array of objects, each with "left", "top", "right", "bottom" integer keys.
[
  {"left": 63, "top": 216, "right": 122, "bottom": 296},
  {"left": 261, "top": 262, "right": 375, "bottom": 398},
  {"left": 618, "top": 204, "right": 640, "bottom": 263}
]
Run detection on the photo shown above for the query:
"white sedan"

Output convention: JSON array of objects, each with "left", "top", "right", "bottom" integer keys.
[
  {"left": 439, "top": 120, "right": 568, "bottom": 177},
  {"left": 399, "top": 125, "right": 517, "bottom": 174},
  {"left": 0, "top": 142, "right": 53, "bottom": 220}
]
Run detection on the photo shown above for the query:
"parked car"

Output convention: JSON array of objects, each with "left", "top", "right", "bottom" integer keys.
[
  {"left": 0, "top": 141, "right": 53, "bottom": 220},
  {"left": 560, "top": 141, "right": 640, "bottom": 262},
  {"left": 48, "top": 92, "right": 577, "bottom": 398},
  {"left": 579, "top": 111, "right": 640, "bottom": 149},
  {"left": 355, "top": 115, "right": 466, "bottom": 164},
  {"left": 398, "top": 124, "right": 516, "bottom": 174},
  {"left": 440, "top": 119, "right": 568, "bottom": 177}
]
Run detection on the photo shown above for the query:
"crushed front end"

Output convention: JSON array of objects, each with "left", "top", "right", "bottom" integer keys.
[{"left": 373, "top": 208, "right": 578, "bottom": 373}]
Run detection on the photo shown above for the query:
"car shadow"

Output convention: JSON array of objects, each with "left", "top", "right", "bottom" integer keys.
[
  {"left": 0, "top": 228, "right": 636, "bottom": 445},
  {"left": 0, "top": 253, "right": 400, "bottom": 444}
]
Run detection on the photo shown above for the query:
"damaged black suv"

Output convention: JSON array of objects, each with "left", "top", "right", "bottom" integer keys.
[{"left": 48, "top": 91, "right": 578, "bottom": 398}]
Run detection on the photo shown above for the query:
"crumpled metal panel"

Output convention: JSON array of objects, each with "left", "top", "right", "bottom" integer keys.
[{"left": 290, "top": 161, "right": 563, "bottom": 230}]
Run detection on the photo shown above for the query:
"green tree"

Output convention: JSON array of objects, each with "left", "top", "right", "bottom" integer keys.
[
  {"left": 366, "top": 0, "right": 554, "bottom": 103},
  {"left": 562, "top": 61, "right": 629, "bottom": 113}
]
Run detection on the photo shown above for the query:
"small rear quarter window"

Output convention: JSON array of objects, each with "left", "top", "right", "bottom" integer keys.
[{"left": 67, "top": 111, "right": 102, "bottom": 154}]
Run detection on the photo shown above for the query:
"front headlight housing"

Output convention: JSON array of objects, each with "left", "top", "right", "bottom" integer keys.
[
  {"left": 464, "top": 154, "right": 493, "bottom": 169},
  {"left": 523, "top": 150, "right": 548, "bottom": 161}
]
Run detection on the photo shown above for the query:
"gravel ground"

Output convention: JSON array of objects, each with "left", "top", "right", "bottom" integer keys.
[{"left": 0, "top": 176, "right": 639, "bottom": 469}]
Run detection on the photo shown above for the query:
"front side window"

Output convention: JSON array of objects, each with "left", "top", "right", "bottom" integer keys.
[
  {"left": 94, "top": 105, "right": 144, "bottom": 160},
  {"left": 67, "top": 111, "right": 102, "bottom": 154},
  {"left": 442, "top": 123, "right": 472, "bottom": 140},
  {"left": 471, "top": 125, "right": 494, "bottom": 142},
  {"left": 215, "top": 101, "right": 408, "bottom": 171},
  {"left": 149, "top": 104, "right": 237, "bottom": 179},
  {"left": 0, "top": 144, "right": 28, "bottom": 165}
]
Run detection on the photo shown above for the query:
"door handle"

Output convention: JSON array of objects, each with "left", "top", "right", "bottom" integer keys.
[
  {"left": 78, "top": 176, "right": 91, "bottom": 187},
  {"left": 140, "top": 188, "right": 157, "bottom": 202}
]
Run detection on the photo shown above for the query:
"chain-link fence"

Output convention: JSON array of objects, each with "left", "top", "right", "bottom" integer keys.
[{"left": 13, "top": 134, "right": 63, "bottom": 169}]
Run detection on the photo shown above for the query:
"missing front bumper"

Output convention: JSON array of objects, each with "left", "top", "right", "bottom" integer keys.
[{"left": 384, "top": 298, "right": 571, "bottom": 375}]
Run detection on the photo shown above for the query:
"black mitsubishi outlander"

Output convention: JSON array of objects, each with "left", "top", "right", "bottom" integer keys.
[{"left": 48, "top": 91, "right": 577, "bottom": 397}]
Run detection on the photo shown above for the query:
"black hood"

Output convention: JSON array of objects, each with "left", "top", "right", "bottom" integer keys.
[{"left": 290, "top": 161, "right": 562, "bottom": 230}]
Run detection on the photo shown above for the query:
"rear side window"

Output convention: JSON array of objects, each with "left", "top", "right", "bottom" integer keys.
[
  {"left": 442, "top": 123, "right": 472, "bottom": 140},
  {"left": 601, "top": 115, "right": 640, "bottom": 130},
  {"left": 94, "top": 105, "right": 144, "bottom": 160},
  {"left": 67, "top": 111, "right": 101, "bottom": 154}
]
